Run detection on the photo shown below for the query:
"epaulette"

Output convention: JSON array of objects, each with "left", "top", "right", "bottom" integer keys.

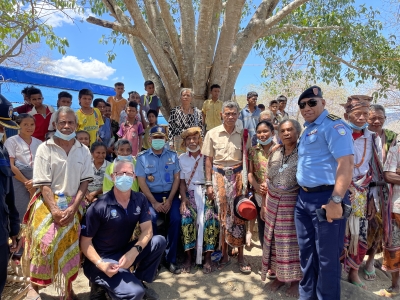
[
  {"left": 327, "top": 114, "right": 341, "bottom": 121},
  {"left": 136, "top": 150, "right": 147, "bottom": 157}
]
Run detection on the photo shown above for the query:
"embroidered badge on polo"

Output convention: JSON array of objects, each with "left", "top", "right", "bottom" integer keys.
[
  {"left": 110, "top": 209, "right": 118, "bottom": 219},
  {"left": 334, "top": 124, "right": 346, "bottom": 136},
  {"left": 134, "top": 206, "right": 141, "bottom": 215}
]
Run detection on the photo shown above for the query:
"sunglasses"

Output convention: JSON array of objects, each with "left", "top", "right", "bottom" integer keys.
[{"left": 298, "top": 98, "right": 319, "bottom": 109}]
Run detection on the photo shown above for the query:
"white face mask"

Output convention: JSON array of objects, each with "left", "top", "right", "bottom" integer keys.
[
  {"left": 54, "top": 129, "right": 76, "bottom": 141},
  {"left": 187, "top": 145, "right": 200, "bottom": 153}
]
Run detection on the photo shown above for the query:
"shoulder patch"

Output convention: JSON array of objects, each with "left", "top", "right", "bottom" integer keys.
[
  {"left": 136, "top": 150, "right": 147, "bottom": 157},
  {"left": 327, "top": 114, "right": 341, "bottom": 121}
]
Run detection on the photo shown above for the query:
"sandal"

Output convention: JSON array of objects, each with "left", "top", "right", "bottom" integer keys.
[
  {"left": 375, "top": 286, "right": 400, "bottom": 297},
  {"left": 363, "top": 267, "right": 376, "bottom": 281},
  {"left": 217, "top": 258, "right": 232, "bottom": 271},
  {"left": 203, "top": 262, "right": 218, "bottom": 274},
  {"left": 238, "top": 261, "right": 252, "bottom": 274},
  {"left": 181, "top": 262, "right": 192, "bottom": 274},
  {"left": 267, "top": 269, "right": 276, "bottom": 279},
  {"left": 349, "top": 280, "right": 367, "bottom": 290}
]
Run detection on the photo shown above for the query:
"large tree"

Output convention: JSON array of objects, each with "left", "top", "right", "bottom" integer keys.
[{"left": 85, "top": 0, "right": 400, "bottom": 116}]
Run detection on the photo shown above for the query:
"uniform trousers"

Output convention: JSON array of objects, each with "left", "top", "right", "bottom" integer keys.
[
  {"left": 83, "top": 235, "right": 166, "bottom": 300},
  {"left": 149, "top": 192, "right": 181, "bottom": 264},
  {"left": 295, "top": 189, "right": 348, "bottom": 300},
  {"left": 0, "top": 242, "right": 9, "bottom": 295}
]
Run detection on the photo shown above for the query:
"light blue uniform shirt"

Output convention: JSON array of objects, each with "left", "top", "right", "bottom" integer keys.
[
  {"left": 135, "top": 148, "right": 180, "bottom": 193},
  {"left": 296, "top": 110, "right": 354, "bottom": 188},
  {"left": 239, "top": 105, "right": 261, "bottom": 139}
]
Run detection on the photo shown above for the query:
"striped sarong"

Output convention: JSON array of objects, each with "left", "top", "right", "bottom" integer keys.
[
  {"left": 261, "top": 185, "right": 301, "bottom": 282},
  {"left": 23, "top": 192, "right": 84, "bottom": 297}
]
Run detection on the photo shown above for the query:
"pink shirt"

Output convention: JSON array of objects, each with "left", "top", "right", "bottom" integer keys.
[{"left": 117, "top": 121, "right": 144, "bottom": 156}]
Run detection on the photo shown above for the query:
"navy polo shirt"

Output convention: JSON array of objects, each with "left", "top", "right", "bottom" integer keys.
[{"left": 81, "top": 189, "right": 151, "bottom": 257}]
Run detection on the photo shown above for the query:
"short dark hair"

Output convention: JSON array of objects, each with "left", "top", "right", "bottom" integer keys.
[
  {"left": 256, "top": 120, "right": 274, "bottom": 133},
  {"left": 147, "top": 109, "right": 158, "bottom": 118},
  {"left": 114, "top": 82, "right": 124, "bottom": 87},
  {"left": 21, "top": 85, "right": 35, "bottom": 95},
  {"left": 128, "top": 91, "right": 139, "bottom": 96},
  {"left": 247, "top": 91, "right": 258, "bottom": 99},
  {"left": 269, "top": 100, "right": 278, "bottom": 106},
  {"left": 15, "top": 113, "right": 35, "bottom": 125},
  {"left": 93, "top": 98, "right": 106, "bottom": 108},
  {"left": 78, "top": 89, "right": 93, "bottom": 99},
  {"left": 90, "top": 141, "right": 107, "bottom": 153},
  {"left": 258, "top": 104, "right": 265, "bottom": 110},
  {"left": 144, "top": 80, "right": 154, "bottom": 87},
  {"left": 277, "top": 95, "right": 287, "bottom": 102},
  {"left": 210, "top": 84, "right": 221, "bottom": 91},
  {"left": 105, "top": 102, "right": 111, "bottom": 107},
  {"left": 127, "top": 101, "right": 138, "bottom": 110},
  {"left": 58, "top": 91, "right": 72, "bottom": 100},
  {"left": 76, "top": 130, "right": 90, "bottom": 138},
  {"left": 27, "top": 88, "right": 42, "bottom": 98}
]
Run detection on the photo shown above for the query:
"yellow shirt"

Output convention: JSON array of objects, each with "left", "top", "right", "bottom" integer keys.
[
  {"left": 76, "top": 108, "right": 104, "bottom": 147},
  {"left": 107, "top": 96, "right": 127, "bottom": 122},
  {"left": 202, "top": 99, "right": 223, "bottom": 131},
  {"left": 201, "top": 124, "right": 242, "bottom": 167}
]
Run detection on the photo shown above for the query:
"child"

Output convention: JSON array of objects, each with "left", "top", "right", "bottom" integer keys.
[
  {"left": 76, "top": 89, "right": 104, "bottom": 147},
  {"left": 27, "top": 87, "right": 55, "bottom": 141},
  {"left": 140, "top": 80, "right": 161, "bottom": 115},
  {"left": 86, "top": 142, "right": 110, "bottom": 203},
  {"left": 48, "top": 91, "right": 73, "bottom": 131},
  {"left": 76, "top": 130, "right": 90, "bottom": 148},
  {"left": 107, "top": 82, "right": 127, "bottom": 122},
  {"left": 117, "top": 102, "right": 144, "bottom": 156},
  {"left": 95, "top": 99, "right": 112, "bottom": 160},
  {"left": 14, "top": 85, "right": 35, "bottom": 114},
  {"left": 269, "top": 99, "right": 280, "bottom": 129},
  {"left": 142, "top": 109, "right": 158, "bottom": 150}
]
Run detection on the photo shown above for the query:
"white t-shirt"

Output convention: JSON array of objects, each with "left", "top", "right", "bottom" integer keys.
[
  {"left": 179, "top": 152, "right": 205, "bottom": 191},
  {"left": 4, "top": 135, "right": 42, "bottom": 167},
  {"left": 384, "top": 141, "right": 400, "bottom": 214}
]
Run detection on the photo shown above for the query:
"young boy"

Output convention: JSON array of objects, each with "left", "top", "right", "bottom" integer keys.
[
  {"left": 95, "top": 98, "right": 112, "bottom": 160},
  {"left": 140, "top": 80, "right": 161, "bottom": 115},
  {"left": 14, "top": 85, "right": 35, "bottom": 114},
  {"left": 48, "top": 91, "right": 73, "bottom": 131},
  {"left": 117, "top": 102, "right": 144, "bottom": 156},
  {"left": 104, "top": 103, "right": 118, "bottom": 160},
  {"left": 76, "top": 130, "right": 90, "bottom": 148},
  {"left": 107, "top": 82, "right": 127, "bottom": 122},
  {"left": 76, "top": 89, "right": 104, "bottom": 147},
  {"left": 120, "top": 91, "right": 143, "bottom": 124},
  {"left": 202, "top": 84, "right": 223, "bottom": 131},
  {"left": 269, "top": 99, "right": 280, "bottom": 129},
  {"left": 142, "top": 109, "right": 158, "bottom": 150},
  {"left": 27, "top": 87, "right": 55, "bottom": 141}
]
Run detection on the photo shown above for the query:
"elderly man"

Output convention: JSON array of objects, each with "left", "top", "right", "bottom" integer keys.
[
  {"left": 81, "top": 160, "right": 166, "bottom": 300},
  {"left": 0, "top": 96, "right": 21, "bottom": 295},
  {"left": 24, "top": 106, "right": 94, "bottom": 300},
  {"left": 239, "top": 91, "right": 261, "bottom": 139},
  {"left": 295, "top": 86, "right": 354, "bottom": 300},
  {"left": 340, "top": 95, "right": 388, "bottom": 288},
  {"left": 135, "top": 126, "right": 182, "bottom": 274},
  {"left": 202, "top": 101, "right": 251, "bottom": 274}
]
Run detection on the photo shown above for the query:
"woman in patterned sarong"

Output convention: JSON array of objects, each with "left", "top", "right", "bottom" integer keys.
[
  {"left": 179, "top": 127, "right": 219, "bottom": 274},
  {"left": 261, "top": 119, "right": 302, "bottom": 298}
]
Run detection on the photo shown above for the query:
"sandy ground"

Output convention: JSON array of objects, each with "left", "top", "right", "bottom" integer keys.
[{"left": 3, "top": 234, "right": 398, "bottom": 300}]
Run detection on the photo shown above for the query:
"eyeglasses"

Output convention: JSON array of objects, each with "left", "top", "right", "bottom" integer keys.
[
  {"left": 298, "top": 98, "right": 319, "bottom": 109},
  {"left": 114, "top": 172, "right": 135, "bottom": 177}
]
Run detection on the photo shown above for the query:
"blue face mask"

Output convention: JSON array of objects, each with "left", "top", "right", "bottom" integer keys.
[
  {"left": 115, "top": 175, "right": 133, "bottom": 192},
  {"left": 348, "top": 122, "right": 368, "bottom": 131},
  {"left": 257, "top": 136, "right": 273, "bottom": 146},
  {"left": 152, "top": 139, "right": 166, "bottom": 150},
  {"left": 54, "top": 130, "right": 76, "bottom": 141},
  {"left": 117, "top": 155, "right": 132, "bottom": 161}
]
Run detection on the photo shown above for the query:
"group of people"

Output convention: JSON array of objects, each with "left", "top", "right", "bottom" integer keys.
[{"left": 0, "top": 81, "right": 400, "bottom": 300}]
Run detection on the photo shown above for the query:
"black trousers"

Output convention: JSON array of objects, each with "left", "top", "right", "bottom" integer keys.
[{"left": 0, "top": 242, "right": 9, "bottom": 296}]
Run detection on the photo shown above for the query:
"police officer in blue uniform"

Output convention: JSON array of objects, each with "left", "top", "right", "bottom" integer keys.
[
  {"left": 135, "top": 126, "right": 182, "bottom": 274},
  {"left": 0, "top": 95, "right": 21, "bottom": 294},
  {"left": 295, "top": 86, "right": 354, "bottom": 299}
]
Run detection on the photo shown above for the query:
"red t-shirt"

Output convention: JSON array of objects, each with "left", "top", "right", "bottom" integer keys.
[{"left": 28, "top": 105, "right": 55, "bottom": 141}]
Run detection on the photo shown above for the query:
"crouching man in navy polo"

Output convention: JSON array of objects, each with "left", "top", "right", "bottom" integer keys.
[
  {"left": 135, "top": 126, "right": 182, "bottom": 274},
  {"left": 80, "top": 159, "right": 166, "bottom": 300},
  {"left": 295, "top": 86, "right": 354, "bottom": 300}
]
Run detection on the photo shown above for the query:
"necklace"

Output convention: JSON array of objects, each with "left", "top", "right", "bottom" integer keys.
[
  {"left": 279, "top": 146, "right": 297, "bottom": 173},
  {"left": 354, "top": 138, "right": 367, "bottom": 168}
]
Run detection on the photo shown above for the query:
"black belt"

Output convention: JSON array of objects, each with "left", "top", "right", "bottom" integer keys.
[
  {"left": 301, "top": 185, "right": 335, "bottom": 193},
  {"left": 213, "top": 165, "right": 243, "bottom": 176},
  {"left": 369, "top": 182, "right": 385, "bottom": 187},
  {"left": 152, "top": 191, "right": 170, "bottom": 195}
]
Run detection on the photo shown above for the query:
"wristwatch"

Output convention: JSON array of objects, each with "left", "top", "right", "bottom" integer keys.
[
  {"left": 133, "top": 245, "right": 143, "bottom": 254},
  {"left": 329, "top": 195, "right": 342, "bottom": 204}
]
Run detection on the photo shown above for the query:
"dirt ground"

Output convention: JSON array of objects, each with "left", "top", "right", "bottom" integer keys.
[{"left": 3, "top": 234, "right": 398, "bottom": 300}]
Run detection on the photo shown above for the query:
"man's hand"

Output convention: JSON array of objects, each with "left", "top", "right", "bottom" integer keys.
[
  {"left": 85, "top": 192, "right": 96, "bottom": 203},
  {"left": 152, "top": 201, "right": 164, "bottom": 213},
  {"left": 163, "top": 198, "right": 172, "bottom": 213},
  {"left": 51, "top": 209, "right": 64, "bottom": 226},
  {"left": 10, "top": 236, "right": 23, "bottom": 253},
  {"left": 321, "top": 201, "right": 343, "bottom": 223},
  {"left": 24, "top": 180, "right": 33, "bottom": 190},
  {"left": 180, "top": 200, "right": 188, "bottom": 215},
  {"left": 98, "top": 262, "right": 119, "bottom": 278},
  {"left": 367, "top": 199, "right": 377, "bottom": 221},
  {"left": 59, "top": 206, "right": 76, "bottom": 226},
  {"left": 119, "top": 248, "right": 138, "bottom": 269},
  {"left": 206, "top": 186, "right": 214, "bottom": 200}
]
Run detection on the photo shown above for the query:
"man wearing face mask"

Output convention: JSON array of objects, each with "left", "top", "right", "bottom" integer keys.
[
  {"left": 103, "top": 139, "right": 140, "bottom": 194},
  {"left": 135, "top": 126, "right": 182, "bottom": 274},
  {"left": 81, "top": 160, "right": 166, "bottom": 300},
  {"left": 0, "top": 95, "right": 22, "bottom": 296},
  {"left": 24, "top": 106, "right": 94, "bottom": 300}
]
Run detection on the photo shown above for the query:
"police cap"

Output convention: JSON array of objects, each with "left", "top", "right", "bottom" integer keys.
[
  {"left": 298, "top": 86, "right": 323, "bottom": 104},
  {"left": 150, "top": 126, "right": 166, "bottom": 137},
  {"left": 0, "top": 95, "right": 19, "bottom": 129}
]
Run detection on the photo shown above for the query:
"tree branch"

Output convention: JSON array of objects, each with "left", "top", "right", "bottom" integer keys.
[
  {"left": 260, "top": 24, "right": 343, "bottom": 38},
  {"left": 0, "top": 26, "right": 36, "bottom": 64},
  {"left": 86, "top": 16, "right": 137, "bottom": 35},
  {"left": 178, "top": 0, "right": 195, "bottom": 80}
]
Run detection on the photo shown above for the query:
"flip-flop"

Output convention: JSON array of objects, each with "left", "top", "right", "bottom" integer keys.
[
  {"left": 374, "top": 286, "right": 400, "bottom": 297},
  {"left": 238, "top": 261, "right": 252, "bottom": 274},
  {"left": 349, "top": 280, "right": 367, "bottom": 290},
  {"left": 202, "top": 262, "right": 218, "bottom": 274},
  {"left": 181, "top": 262, "right": 192, "bottom": 274},
  {"left": 363, "top": 267, "right": 376, "bottom": 281},
  {"left": 217, "top": 258, "right": 232, "bottom": 271},
  {"left": 267, "top": 270, "right": 276, "bottom": 279}
]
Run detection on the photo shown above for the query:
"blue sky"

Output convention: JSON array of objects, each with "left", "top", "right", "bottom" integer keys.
[{"left": 36, "top": 0, "right": 381, "bottom": 99}]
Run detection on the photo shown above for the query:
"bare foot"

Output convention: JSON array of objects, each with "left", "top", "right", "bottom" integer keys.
[
  {"left": 26, "top": 286, "right": 41, "bottom": 300},
  {"left": 266, "top": 279, "right": 285, "bottom": 292},
  {"left": 286, "top": 281, "right": 299, "bottom": 298}
]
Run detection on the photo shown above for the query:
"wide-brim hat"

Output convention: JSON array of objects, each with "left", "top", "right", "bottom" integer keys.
[
  {"left": 234, "top": 195, "right": 257, "bottom": 221},
  {"left": 0, "top": 95, "right": 19, "bottom": 129}
]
